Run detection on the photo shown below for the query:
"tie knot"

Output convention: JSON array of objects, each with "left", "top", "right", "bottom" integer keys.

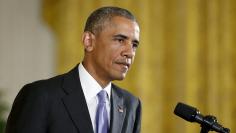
[{"left": 97, "top": 90, "right": 107, "bottom": 103}]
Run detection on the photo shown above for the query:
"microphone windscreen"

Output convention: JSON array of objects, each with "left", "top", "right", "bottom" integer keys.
[{"left": 174, "top": 102, "right": 197, "bottom": 122}]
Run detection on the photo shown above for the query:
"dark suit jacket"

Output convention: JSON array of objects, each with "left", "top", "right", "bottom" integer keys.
[{"left": 6, "top": 65, "right": 141, "bottom": 133}]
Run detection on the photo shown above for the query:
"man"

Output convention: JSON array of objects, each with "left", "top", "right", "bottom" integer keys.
[{"left": 6, "top": 6, "right": 141, "bottom": 133}]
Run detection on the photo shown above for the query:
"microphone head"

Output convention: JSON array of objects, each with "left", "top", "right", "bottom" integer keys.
[{"left": 174, "top": 102, "right": 198, "bottom": 122}]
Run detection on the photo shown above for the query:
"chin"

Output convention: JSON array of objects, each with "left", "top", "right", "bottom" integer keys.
[
  {"left": 110, "top": 70, "right": 127, "bottom": 81},
  {"left": 113, "top": 74, "right": 126, "bottom": 81},
  {"left": 115, "top": 77, "right": 125, "bottom": 81}
]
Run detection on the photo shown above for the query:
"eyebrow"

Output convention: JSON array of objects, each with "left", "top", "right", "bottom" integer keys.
[
  {"left": 113, "top": 34, "right": 139, "bottom": 45},
  {"left": 113, "top": 34, "right": 128, "bottom": 39}
]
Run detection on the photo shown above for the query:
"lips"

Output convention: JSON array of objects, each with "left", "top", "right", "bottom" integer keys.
[
  {"left": 118, "top": 62, "right": 130, "bottom": 68},
  {"left": 115, "top": 59, "right": 131, "bottom": 70}
]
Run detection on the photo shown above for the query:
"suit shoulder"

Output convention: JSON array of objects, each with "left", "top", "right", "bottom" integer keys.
[
  {"left": 18, "top": 74, "right": 65, "bottom": 98},
  {"left": 27, "top": 74, "right": 64, "bottom": 88}
]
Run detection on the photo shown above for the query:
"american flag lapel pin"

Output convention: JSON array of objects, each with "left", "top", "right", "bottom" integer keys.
[{"left": 118, "top": 106, "right": 124, "bottom": 113}]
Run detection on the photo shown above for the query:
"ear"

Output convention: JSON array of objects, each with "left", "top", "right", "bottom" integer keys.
[{"left": 82, "top": 32, "right": 95, "bottom": 52}]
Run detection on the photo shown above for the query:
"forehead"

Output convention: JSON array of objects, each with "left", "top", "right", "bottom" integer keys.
[{"left": 101, "top": 16, "right": 140, "bottom": 39}]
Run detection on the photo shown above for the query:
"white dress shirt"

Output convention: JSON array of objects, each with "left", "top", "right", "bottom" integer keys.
[{"left": 78, "top": 63, "right": 111, "bottom": 132}]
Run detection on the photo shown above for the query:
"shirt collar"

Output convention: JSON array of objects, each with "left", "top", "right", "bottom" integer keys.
[{"left": 78, "top": 63, "right": 111, "bottom": 102}]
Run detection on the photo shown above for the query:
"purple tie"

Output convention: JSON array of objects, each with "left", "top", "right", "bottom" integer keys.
[{"left": 96, "top": 90, "right": 108, "bottom": 133}]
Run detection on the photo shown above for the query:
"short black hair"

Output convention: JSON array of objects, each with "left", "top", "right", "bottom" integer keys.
[{"left": 84, "top": 6, "right": 137, "bottom": 34}]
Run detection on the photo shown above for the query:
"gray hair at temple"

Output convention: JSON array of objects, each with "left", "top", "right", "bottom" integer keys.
[{"left": 84, "top": 6, "right": 138, "bottom": 35}]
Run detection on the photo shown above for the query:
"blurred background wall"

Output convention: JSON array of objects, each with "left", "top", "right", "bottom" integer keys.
[
  {"left": 1, "top": 0, "right": 236, "bottom": 133},
  {"left": 0, "top": 0, "right": 55, "bottom": 131}
]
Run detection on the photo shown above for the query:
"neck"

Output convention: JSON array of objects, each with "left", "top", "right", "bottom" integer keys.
[{"left": 81, "top": 61, "right": 110, "bottom": 88}]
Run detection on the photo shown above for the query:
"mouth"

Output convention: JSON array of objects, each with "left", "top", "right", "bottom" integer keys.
[
  {"left": 118, "top": 62, "right": 130, "bottom": 68},
  {"left": 115, "top": 60, "right": 131, "bottom": 71}
]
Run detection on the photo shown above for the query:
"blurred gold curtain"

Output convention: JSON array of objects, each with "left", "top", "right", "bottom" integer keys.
[{"left": 42, "top": 0, "right": 236, "bottom": 132}]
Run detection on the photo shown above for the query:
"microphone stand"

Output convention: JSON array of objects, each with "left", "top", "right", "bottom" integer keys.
[{"left": 200, "top": 115, "right": 230, "bottom": 133}]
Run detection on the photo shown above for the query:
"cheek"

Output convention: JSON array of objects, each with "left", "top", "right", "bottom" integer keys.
[
  {"left": 105, "top": 46, "right": 121, "bottom": 60},
  {"left": 111, "top": 49, "right": 122, "bottom": 62},
  {"left": 99, "top": 49, "right": 116, "bottom": 67},
  {"left": 98, "top": 41, "right": 123, "bottom": 65}
]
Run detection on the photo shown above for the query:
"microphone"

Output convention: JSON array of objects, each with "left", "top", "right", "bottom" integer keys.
[{"left": 174, "top": 102, "right": 230, "bottom": 133}]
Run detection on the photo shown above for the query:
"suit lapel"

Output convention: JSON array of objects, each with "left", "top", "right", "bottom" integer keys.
[
  {"left": 110, "top": 85, "right": 126, "bottom": 133},
  {"left": 62, "top": 65, "right": 94, "bottom": 133}
]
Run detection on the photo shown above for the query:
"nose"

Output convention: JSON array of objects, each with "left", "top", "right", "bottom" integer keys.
[{"left": 121, "top": 42, "right": 135, "bottom": 58}]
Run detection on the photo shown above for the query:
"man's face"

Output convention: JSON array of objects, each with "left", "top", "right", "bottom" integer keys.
[{"left": 91, "top": 16, "right": 140, "bottom": 82}]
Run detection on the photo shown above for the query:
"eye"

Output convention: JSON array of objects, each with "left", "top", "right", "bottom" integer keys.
[
  {"left": 132, "top": 42, "right": 139, "bottom": 49},
  {"left": 133, "top": 43, "right": 138, "bottom": 48},
  {"left": 116, "top": 38, "right": 124, "bottom": 43}
]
